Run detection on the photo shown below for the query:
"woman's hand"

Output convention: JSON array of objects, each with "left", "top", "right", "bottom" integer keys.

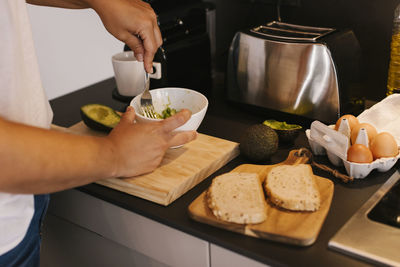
[
  {"left": 106, "top": 106, "right": 197, "bottom": 178},
  {"left": 89, "top": 0, "right": 162, "bottom": 73}
]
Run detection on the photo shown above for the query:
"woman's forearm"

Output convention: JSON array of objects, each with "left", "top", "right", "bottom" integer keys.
[
  {"left": 0, "top": 117, "right": 116, "bottom": 194},
  {"left": 0, "top": 108, "right": 196, "bottom": 195}
]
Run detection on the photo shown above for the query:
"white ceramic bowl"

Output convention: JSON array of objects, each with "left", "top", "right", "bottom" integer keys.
[{"left": 130, "top": 87, "right": 208, "bottom": 132}]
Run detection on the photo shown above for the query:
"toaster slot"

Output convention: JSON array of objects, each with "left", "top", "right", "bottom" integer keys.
[{"left": 251, "top": 21, "right": 335, "bottom": 42}]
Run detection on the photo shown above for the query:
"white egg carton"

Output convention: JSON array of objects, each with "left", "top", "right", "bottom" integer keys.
[{"left": 306, "top": 120, "right": 400, "bottom": 179}]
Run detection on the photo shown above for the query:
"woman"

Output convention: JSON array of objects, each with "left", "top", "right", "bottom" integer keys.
[{"left": 0, "top": 0, "right": 197, "bottom": 265}]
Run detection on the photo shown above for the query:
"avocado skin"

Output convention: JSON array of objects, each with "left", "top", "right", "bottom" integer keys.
[
  {"left": 80, "top": 104, "right": 120, "bottom": 133},
  {"left": 275, "top": 128, "right": 301, "bottom": 143},
  {"left": 239, "top": 124, "right": 279, "bottom": 162},
  {"left": 80, "top": 109, "right": 112, "bottom": 132}
]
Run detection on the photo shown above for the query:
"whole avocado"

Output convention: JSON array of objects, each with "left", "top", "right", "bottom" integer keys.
[{"left": 240, "top": 124, "right": 279, "bottom": 162}]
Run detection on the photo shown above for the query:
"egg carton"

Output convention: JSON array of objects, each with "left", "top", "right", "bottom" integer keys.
[{"left": 306, "top": 120, "right": 400, "bottom": 179}]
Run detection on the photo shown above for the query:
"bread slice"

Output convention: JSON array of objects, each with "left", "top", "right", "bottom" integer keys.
[
  {"left": 265, "top": 164, "right": 320, "bottom": 211},
  {"left": 207, "top": 172, "right": 267, "bottom": 224}
]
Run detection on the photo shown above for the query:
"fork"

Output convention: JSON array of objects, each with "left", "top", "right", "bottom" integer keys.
[{"left": 140, "top": 71, "right": 158, "bottom": 119}]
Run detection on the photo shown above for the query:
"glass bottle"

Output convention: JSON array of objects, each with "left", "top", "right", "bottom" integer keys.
[{"left": 387, "top": 4, "right": 400, "bottom": 95}]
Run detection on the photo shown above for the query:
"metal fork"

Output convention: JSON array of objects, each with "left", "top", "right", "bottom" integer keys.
[{"left": 140, "top": 71, "right": 158, "bottom": 119}]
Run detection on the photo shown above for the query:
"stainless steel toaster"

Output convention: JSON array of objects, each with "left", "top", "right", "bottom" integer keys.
[{"left": 226, "top": 21, "right": 361, "bottom": 123}]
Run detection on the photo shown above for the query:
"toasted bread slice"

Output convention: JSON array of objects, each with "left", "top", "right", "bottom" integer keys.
[
  {"left": 265, "top": 164, "right": 320, "bottom": 211},
  {"left": 207, "top": 172, "right": 267, "bottom": 224}
]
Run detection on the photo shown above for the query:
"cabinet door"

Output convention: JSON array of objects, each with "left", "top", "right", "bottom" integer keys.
[
  {"left": 210, "top": 244, "right": 269, "bottom": 267},
  {"left": 41, "top": 214, "right": 169, "bottom": 267},
  {"left": 47, "top": 189, "right": 210, "bottom": 267}
]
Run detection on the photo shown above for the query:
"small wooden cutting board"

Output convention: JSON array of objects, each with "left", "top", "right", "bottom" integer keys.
[
  {"left": 188, "top": 150, "right": 334, "bottom": 246},
  {"left": 66, "top": 121, "right": 239, "bottom": 206}
]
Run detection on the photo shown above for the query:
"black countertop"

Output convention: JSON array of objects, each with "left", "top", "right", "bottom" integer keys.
[{"left": 50, "top": 77, "right": 397, "bottom": 267}]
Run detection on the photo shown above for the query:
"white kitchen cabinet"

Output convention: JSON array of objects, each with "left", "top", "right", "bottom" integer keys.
[
  {"left": 41, "top": 214, "right": 168, "bottom": 267},
  {"left": 210, "top": 244, "right": 270, "bottom": 267},
  {"left": 43, "top": 189, "right": 209, "bottom": 267}
]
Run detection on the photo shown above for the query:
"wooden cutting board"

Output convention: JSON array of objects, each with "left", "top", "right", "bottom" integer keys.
[
  {"left": 66, "top": 121, "right": 239, "bottom": 206},
  {"left": 188, "top": 149, "right": 334, "bottom": 246}
]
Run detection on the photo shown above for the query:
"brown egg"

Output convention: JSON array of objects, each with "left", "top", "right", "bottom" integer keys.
[
  {"left": 370, "top": 132, "right": 399, "bottom": 159},
  {"left": 335, "top": 114, "right": 359, "bottom": 131},
  {"left": 347, "top": 144, "right": 373, "bottom": 163},
  {"left": 350, "top": 123, "right": 378, "bottom": 145}
]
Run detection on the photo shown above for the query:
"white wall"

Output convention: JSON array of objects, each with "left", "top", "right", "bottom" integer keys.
[{"left": 27, "top": 5, "right": 124, "bottom": 100}]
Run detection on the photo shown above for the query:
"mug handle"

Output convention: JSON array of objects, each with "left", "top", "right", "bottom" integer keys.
[{"left": 149, "top": 62, "right": 162, "bottom": 80}]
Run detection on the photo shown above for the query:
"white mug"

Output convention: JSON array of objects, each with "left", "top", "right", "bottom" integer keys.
[{"left": 112, "top": 51, "right": 162, "bottom": 96}]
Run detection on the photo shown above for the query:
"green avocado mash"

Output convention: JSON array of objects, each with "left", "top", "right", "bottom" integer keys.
[
  {"left": 155, "top": 107, "right": 179, "bottom": 119},
  {"left": 263, "top": 120, "right": 302, "bottom": 130},
  {"left": 161, "top": 107, "right": 178, "bottom": 119}
]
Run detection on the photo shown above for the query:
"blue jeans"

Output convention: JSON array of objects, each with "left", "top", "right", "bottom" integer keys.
[{"left": 0, "top": 194, "right": 50, "bottom": 267}]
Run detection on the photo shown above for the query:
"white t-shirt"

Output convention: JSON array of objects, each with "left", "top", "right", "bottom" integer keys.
[{"left": 0, "top": 0, "right": 53, "bottom": 255}]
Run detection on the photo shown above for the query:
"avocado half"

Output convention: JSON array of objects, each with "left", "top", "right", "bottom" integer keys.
[
  {"left": 80, "top": 104, "right": 121, "bottom": 132},
  {"left": 263, "top": 120, "right": 302, "bottom": 143}
]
